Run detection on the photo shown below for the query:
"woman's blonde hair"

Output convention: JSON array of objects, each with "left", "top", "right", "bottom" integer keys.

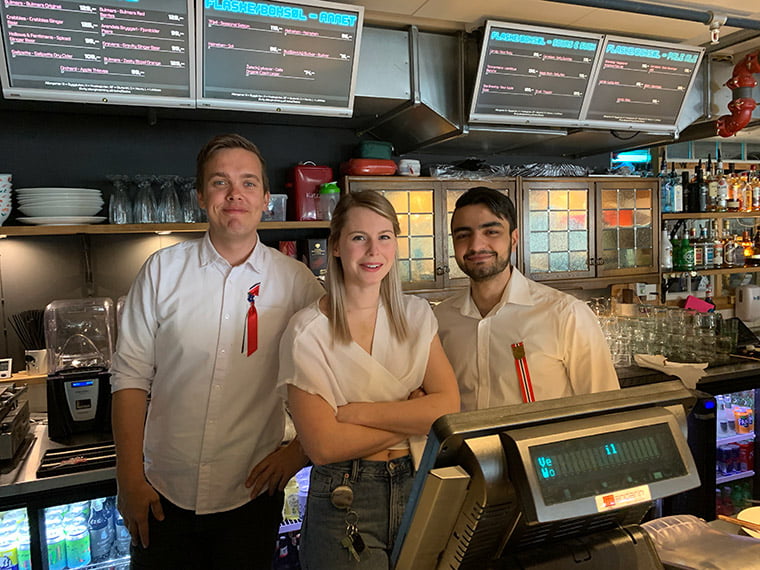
[{"left": 325, "top": 191, "right": 408, "bottom": 343}]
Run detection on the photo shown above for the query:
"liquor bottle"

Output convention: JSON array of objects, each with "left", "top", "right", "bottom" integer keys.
[
  {"left": 682, "top": 171, "right": 693, "bottom": 213},
  {"left": 696, "top": 159, "right": 708, "bottom": 212},
  {"left": 742, "top": 170, "right": 753, "bottom": 212},
  {"left": 727, "top": 164, "right": 741, "bottom": 211},
  {"left": 658, "top": 162, "right": 673, "bottom": 213},
  {"left": 716, "top": 153, "right": 729, "bottom": 212},
  {"left": 706, "top": 154, "right": 718, "bottom": 211},
  {"left": 712, "top": 221, "right": 724, "bottom": 268},
  {"left": 671, "top": 163, "right": 684, "bottom": 212},
  {"left": 751, "top": 165, "right": 760, "bottom": 211},
  {"left": 690, "top": 226, "right": 704, "bottom": 268},
  {"left": 741, "top": 230, "right": 754, "bottom": 260},
  {"left": 661, "top": 229, "right": 673, "bottom": 270},
  {"left": 700, "top": 225, "right": 714, "bottom": 268}
]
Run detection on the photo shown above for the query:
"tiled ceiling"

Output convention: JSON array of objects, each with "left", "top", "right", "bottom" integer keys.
[{"left": 341, "top": 0, "right": 760, "bottom": 47}]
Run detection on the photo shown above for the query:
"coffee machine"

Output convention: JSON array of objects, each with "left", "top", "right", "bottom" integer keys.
[{"left": 44, "top": 298, "right": 114, "bottom": 444}]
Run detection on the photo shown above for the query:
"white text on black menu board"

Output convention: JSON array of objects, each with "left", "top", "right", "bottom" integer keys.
[
  {"left": 0, "top": 0, "right": 192, "bottom": 99},
  {"left": 202, "top": 0, "right": 361, "bottom": 113},
  {"left": 472, "top": 26, "right": 601, "bottom": 121}
]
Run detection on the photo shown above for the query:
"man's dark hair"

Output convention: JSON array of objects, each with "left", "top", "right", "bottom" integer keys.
[
  {"left": 454, "top": 186, "right": 517, "bottom": 230},
  {"left": 195, "top": 133, "right": 270, "bottom": 194}
]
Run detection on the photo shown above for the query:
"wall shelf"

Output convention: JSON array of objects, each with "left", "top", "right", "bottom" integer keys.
[
  {"left": 0, "top": 221, "right": 331, "bottom": 237},
  {"left": 663, "top": 212, "right": 760, "bottom": 220}
]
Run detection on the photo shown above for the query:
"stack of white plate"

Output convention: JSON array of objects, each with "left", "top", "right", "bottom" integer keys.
[{"left": 15, "top": 187, "right": 106, "bottom": 225}]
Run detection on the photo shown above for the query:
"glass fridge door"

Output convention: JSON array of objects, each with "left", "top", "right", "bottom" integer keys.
[
  {"left": 41, "top": 496, "right": 130, "bottom": 570},
  {"left": 0, "top": 507, "right": 32, "bottom": 570},
  {"left": 715, "top": 389, "right": 756, "bottom": 516}
]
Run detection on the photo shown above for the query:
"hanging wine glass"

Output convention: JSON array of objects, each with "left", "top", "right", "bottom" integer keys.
[
  {"left": 106, "top": 174, "right": 133, "bottom": 224},
  {"left": 133, "top": 175, "right": 157, "bottom": 223},
  {"left": 157, "top": 175, "right": 182, "bottom": 223}
]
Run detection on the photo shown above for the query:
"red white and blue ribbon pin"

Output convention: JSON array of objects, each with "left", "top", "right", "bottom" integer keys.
[{"left": 243, "top": 282, "right": 261, "bottom": 356}]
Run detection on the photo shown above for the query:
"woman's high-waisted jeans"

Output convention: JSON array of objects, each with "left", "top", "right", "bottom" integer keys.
[{"left": 300, "top": 456, "right": 414, "bottom": 570}]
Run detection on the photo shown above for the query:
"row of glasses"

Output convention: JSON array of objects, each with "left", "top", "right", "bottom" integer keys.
[
  {"left": 591, "top": 300, "right": 739, "bottom": 367},
  {"left": 106, "top": 175, "right": 206, "bottom": 224}
]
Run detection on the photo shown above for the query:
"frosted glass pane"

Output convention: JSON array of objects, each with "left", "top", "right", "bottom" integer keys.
[
  {"left": 602, "top": 190, "right": 618, "bottom": 209},
  {"left": 636, "top": 189, "right": 652, "bottom": 208},
  {"left": 449, "top": 258, "right": 466, "bottom": 279},
  {"left": 549, "top": 190, "right": 568, "bottom": 210},
  {"left": 635, "top": 248, "right": 653, "bottom": 266},
  {"left": 620, "top": 190, "right": 635, "bottom": 209},
  {"left": 410, "top": 214, "right": 434, "bottom": 235},
  {"left": 601, "top": 210, "right": 618, "bottom": 228},
  {"left": 549, "top": 231, "right": 568, "bottom": 251},
  {"left": 550, "top": 252, "right": 569, "bottom": 272},
  {"left": 618, "top": 209, "right": 634, "bottom": 227},
  {"left": 447, "top": 189, "right": 467, "bottom": 212},
  {"left": 530, "top": 190, "right": 549, "bottom": 210},
  {"left": 569, "top": 251, "right": 588, "bottom": 271},
  {"left": 569, "top": 230, "right": 587, "bottom": 251},
  {"left": 410, "top": 236, "right": 434, "bottom": 258},
  {"left": 568, "top": 190, "right": 587, "bottom": 210},
  {"left": 531, "top": 253, "right": 549, "bottom": 272},
  {"left": 603, "top": 249, "right": 619, "bottom": 267},
  {"left": 411, "top": 259, "right": 435, "bottom": 282},
  {"left": 385, "top": 192, "right": 408, "bottom": 213},
  {"left": 530, "top": 211, "right": 549, "bottom": 231},
  {"left": 398, "top": 260, "right": 411, "bottom": 282},
  {"left": 409, "top": 191, "right": 433, "bottom": 213},
  {"left": 398, "top": 237, "right": 410, "bottom": 258},
  {"left": 397, "top": 214, "right": 409, "bottom": 236},
  {"left": 549, "top": 211, "right": 568, "bottom": 231},
  {"left": 530, "top": 232, "right": 549, "bottom": 252},
  {"left": 637, "top": 227, "right": 652, "bottom": 248},
  {"left": 568, "top": 212, "right": 587, "bottom": 230},
  {"left": 618, "top": 248, "right": 636, "bottom": 268},
  {"left": 619, "top": 228, "right": 635, "bottom": 249},
  {"left": 602, "top": 229, "right": 618, "bottom": 250},
  {"left": 634, "top": 210, "right": 652, "bottom": 227}
]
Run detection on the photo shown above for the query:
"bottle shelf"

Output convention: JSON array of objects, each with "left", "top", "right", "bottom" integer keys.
[
  {"left": 663, "top": 265, "right": 760, "bottom": 276},
  {"left": 716, "top": 470, "right": 755, "bottom": 484},
  {"left": 717, "top": 433, "right": 756, "bottom": 446}
]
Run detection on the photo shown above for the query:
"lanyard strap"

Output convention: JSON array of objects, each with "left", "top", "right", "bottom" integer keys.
[
  {"left": 511, "top": 342, "right": 535, "bottom": 403},
  {"left": 243, "top": 282, "right": 261, "bottom": 356}
]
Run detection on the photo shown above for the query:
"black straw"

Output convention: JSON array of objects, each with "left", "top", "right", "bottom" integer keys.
[{"left": 9, "top": 310, "right": 45, "bottom": 350}]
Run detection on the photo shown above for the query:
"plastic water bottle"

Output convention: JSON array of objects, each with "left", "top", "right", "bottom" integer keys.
[
  {"left": 0, "top": 515, "right": 19, "bottom": 570},
  {"left": 114, "top": 509, "right": 131, "bottom": 557},
  {"left": 64, "top": 503, "right": 91, "bottom": 569},
  {"left": 44, "top": 507, "right": 66, "bottom": 570},
  {"left": 88, "top": 498, "right": 113, "bottom": 562}
]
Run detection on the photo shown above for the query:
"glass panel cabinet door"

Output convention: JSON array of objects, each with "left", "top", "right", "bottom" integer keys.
[
  {"left": 595, "top": 180, "right": 659, "bottom": 277},
  {"left": 344, "top": 178, "right": 441, "bottom": 289},
  {"left": 522, "top": 180, "right": 595, "bottom": 281}
]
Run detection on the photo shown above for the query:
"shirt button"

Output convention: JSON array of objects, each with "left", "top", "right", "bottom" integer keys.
[
  {"left": 220, "top": 349, "right": 226, "bottom": 354},
  {"left": 224, "top": 314, "right": 230, "bottom": 320},
  {"left": 215, "top": 385, "right": 222, "bottom": 390}
]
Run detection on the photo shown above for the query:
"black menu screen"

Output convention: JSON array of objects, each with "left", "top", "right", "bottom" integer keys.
[
  {"left": 583, "top": 37, "right": 703, "bottom": 127},
  {"left": 199, "top": 0, "right": 363, "bottom": 117},
  {"left": 469, "top": 22, "right": 602, "bottom": 124},
  {"left": 0, "top": 0, "right": 194, "bottom": 105}
]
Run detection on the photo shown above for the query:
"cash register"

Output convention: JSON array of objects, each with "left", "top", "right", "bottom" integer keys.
[{"left": 392, "top": 381, "right": 700, "bottom": 569}]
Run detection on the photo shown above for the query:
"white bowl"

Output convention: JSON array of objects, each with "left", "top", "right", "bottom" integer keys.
[
  {"left": 738, "top": 506, "right": 760, "bottom": 539},
  {"left": 15, "top": 187, "right": 102, "bottom": 194},
  {"left": 16, "top": 191, "right": 102, "bottom": 200},
  {"left": 19, "top": 204, "right": 103, "bottom": 217},
  {"left": 17, "top": 198, "right": 104, "bottom": 207}
]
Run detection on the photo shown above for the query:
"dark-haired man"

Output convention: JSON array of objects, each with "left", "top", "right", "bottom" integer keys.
[
  {"left": 434, "top": 187, "right": 619, "bottom": 411},
  {"left": 110, "top": 134, "right": 324, "bottom": 568}
]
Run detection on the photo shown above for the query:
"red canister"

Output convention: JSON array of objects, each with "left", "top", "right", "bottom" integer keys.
[{"left": 285, "top": 162, "right": 334, "bottom": 221}]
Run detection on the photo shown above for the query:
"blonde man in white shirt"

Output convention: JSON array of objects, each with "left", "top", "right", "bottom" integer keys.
[
  {"left": 434, "top": 186, "right": 619, "bottom": 412},
  {"left": 110, "top": 134, "right": 324, "bottom": 569},
  {"left": 278, "top": 191, "right": 460, "bottom": 569}
]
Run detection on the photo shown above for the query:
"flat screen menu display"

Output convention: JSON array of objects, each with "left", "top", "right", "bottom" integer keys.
[
  {"left": 0, "top": 0, "right": 195, "bottom": 106},
  {"left": 198, "top": 0, "right": 363, "bottom": 117},
  {"left": 582, "top": 36, "right": 703, "bottom": 130},
  {"left": 469, "top": 22, "right": 602, "bottom": 126}
]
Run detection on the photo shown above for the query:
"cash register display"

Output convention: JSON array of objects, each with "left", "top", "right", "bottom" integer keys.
[{"left": 528, "top": 422, "right": 687, "bottom": 506}]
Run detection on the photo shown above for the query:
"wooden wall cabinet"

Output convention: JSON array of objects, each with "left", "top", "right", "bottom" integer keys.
[
  {"left": 343, "top": 176, "right": 517, "bottom": 291},
  {"left": 521, "top": 177, "right": 660, "bottom": 285}
]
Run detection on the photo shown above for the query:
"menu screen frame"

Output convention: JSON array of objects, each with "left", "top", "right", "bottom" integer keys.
[
  {"left": 0, "top": 0, "right": 196, "bottom": 108},
  {"left": 197, "top": 0, "right": 364, "bottom": 118},
  {"left": 580, "top": 35, "right": 704, "bottom": 133},
  {"left": 468, "top": 21, "right": 603, "bottom": 128}
]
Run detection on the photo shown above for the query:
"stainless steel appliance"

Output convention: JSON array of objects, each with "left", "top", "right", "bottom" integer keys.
[{"left": 0, "top": 383, "right": 29, "bottom": 460}]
